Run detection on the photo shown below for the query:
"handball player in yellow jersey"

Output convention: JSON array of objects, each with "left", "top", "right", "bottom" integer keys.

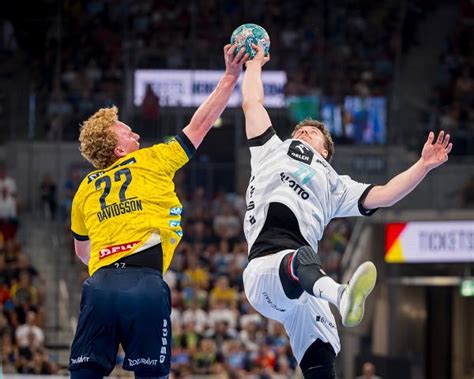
[{"left": 69, "top": 45, "right": 248, "bottom": 379}]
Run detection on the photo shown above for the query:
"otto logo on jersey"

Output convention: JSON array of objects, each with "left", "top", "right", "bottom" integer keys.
[
  {"left": 288, "top": 141, "right": 314, "bottom": 164},
  {"left": 280, "top": 173, "right": 310, "bottom": 200},
  {"left": 99, "top": 241, "right": 141, "bottom": 260}
]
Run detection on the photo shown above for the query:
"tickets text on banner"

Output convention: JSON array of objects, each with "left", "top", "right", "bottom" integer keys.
[{"left": 385, "top": 221, "right": 474, "bottom": 263}]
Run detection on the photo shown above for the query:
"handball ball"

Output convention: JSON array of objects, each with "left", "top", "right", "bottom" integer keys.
[{"left": 230, "top": 23, "right": 270, "bottom": 59}]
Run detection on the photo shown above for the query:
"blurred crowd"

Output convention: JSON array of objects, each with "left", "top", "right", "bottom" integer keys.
[
  {"left": 420, "top": 1, "right": 474, "bottom": 155},
  {"left": 14, "top": 0, "right": 429, "bottom": 141},
  {"left": 0, "top": 165, "right": 58, "bottom": 374}
]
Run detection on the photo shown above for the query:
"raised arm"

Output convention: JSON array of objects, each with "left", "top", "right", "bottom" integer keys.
[
  {"left": 183, "top": 45, "right": 248, "bottom": 148},
  {"left": 363, "top": 131, "right": 453, "bottom": 209},
  {"left": 242, "top": 45, "right": 272, "bottom": 139}
]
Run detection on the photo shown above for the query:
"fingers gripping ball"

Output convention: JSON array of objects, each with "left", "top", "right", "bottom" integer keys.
[{"left": 230, "top": 23, "right": 270, "bottom": 59}]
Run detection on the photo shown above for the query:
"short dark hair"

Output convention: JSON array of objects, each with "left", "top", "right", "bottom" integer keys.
[{"left": 291, "top": 119, "right": 335, "bottom": 161}]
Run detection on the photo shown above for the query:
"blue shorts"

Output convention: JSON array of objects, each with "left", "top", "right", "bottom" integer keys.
[{"left": 69, "top": 266, "right": 171, "bottom": 377}]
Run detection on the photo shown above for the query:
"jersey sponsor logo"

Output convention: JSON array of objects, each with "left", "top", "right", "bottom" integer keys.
[
  {"left": 70, "top": 355, "right": 90, "bottom": 364},
  {"left": 169, "top": 206, "right": 183, "bottom": 216},
  {"left": 280, "top": 173, "right": 310, "bottom": 200},
  {"left": 315, "top": 315, "right": 336, "bottom": 329},
  {"left": 262, "top": 291, "right": 286, "bottom": 312},
  {"left": 127, "top": 357, "right": 158, "bottom": 367},
  {"left": 169, "top": 220, "right": 180, "bottom": 227},
  {"left": 175, "top": 230, "right": 183, "bottom": 237},
  {"left": 97, "top": 198, "right": 143, "bottom": 222},
  {"left": 160, "top": 319, "right": 168, "bottom": 364},
  {"left": 87, "top": 171, "right": 106, "bottom": 183},
  {"left": 287, "top": 141, "right": 314, "bottom": 164},
  {"left": 293, "top": 163, "right": 317, "bottom": 185},
  {"left": 87, "top": 158, "right": 137, "bottom": 183},
  {"left": 99, "top": 240, "right": 141, "bottom": 260}
]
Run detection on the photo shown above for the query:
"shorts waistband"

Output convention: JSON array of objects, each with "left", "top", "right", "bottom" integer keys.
[{"left": 103, "top": 244, "right": 163, "bottom": 274}]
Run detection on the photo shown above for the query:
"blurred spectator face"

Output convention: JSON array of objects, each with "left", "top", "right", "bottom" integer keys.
[
  {"left": 16, "top": 254, "right": 30, "bottom": 270},
  {"left": 200, "top": 338, "right": 215, "bottom": 353},
  {"left": 33, "top": 351, "right": 43, "bottom": 366},
  {"left": 362, "top": 362, "right": 376, "bottom": 377},
  {"left": 112, "top": 122, "right": 141, "bottom": 157},
  {"left": 26, "top": 311, "right": 37, "bottom": 325},
  {"left": 19, "top": 272, "right": 31, "bottom": 288},
  {"left": 194, "top": 221, "right": 206, "bottom": 237},
  {"left": 216, "top": 276, "right": 229, "bottom": 290}
]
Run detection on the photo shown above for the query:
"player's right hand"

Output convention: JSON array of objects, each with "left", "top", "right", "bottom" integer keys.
[
  {"left": 224, "top": 44, "right": 249, "bottom": 79},
  {"left": 247, "top": 43, "right": 270, "bottom": 67}
]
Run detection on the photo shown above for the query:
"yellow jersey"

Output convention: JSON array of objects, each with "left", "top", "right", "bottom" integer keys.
[{"left": 71, "top": 133, "right": 194, "bottom": 276}]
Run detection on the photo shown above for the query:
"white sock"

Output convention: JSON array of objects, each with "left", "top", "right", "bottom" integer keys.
[{"left": 312, "top": 276, "right": 341, "bottom": 306}]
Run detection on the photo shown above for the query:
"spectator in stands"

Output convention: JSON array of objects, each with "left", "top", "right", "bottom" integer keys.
[
  {"left": 12, "top": 253, "right": 39, "bottom": 282},
  {"left": 209, "top": 275, "right": 238, "bottom": 309},
  {"left": 0, "top": 253, "right": 13, "bottom": 287},
  {"left": 213, "top": 202, "right": 241, "bottom": 243},
  {"left": 1, "top": 333, "right": 20, "bottom": 373},
  {"left": 25, "top": 350, "right": 52, "bottom": 374},
  {"left": 181, "top": 297, "right": 208, "bottom": 334},
  {"left": 356, "top": 361, "right": 383, "bottom": 379},
  {"left": 141, "top": 83, "right": 160, "bottom": 126},
  {"left": 0, "top": 187, "right": 18, "bottom": 242},
  {"left": 192, "top": 338, "right": 223, "bottom": 375},
  {"left": 39, "top": 173, "right": 57, "bottom": 220},
  {"left": 0, "top": 164, "right": 17, "bottom": 197},
  {"left": 62, "top": 168, "right": 81, "bottom": 220},
  {"left": 10, "top": 271, "right": 38, "bottom": 309},
  {"left": 15, "top": 310, "right": 44, "bottom": 352}
]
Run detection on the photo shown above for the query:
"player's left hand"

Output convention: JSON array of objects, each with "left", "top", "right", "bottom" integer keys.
[
  {"left": 420, "top": 131, "right": 453, "bottom": 171},
  {"left": 224, "top": 44, "right": 249, "bottom": 79}
]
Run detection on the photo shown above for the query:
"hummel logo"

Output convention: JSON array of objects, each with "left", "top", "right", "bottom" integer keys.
[{"left": 295, "top": 144, "right": 309, "bottom": 154}]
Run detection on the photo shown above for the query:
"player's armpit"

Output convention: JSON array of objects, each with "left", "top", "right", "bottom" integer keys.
[{"left": 74, "top": 239, "right": 91, "bottom": 265}]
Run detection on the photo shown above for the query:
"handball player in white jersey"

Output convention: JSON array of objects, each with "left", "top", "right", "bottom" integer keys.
[{"left": 241, "top": 45, "right": 452, "bottom": 379}]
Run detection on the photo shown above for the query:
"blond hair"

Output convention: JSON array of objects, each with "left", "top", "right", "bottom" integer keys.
[
  {"left": 291, "top": 118, "right": 335, "bottom": 161},
  {"left": 79, "top": 106, "right": 119, "bottom": 169}
]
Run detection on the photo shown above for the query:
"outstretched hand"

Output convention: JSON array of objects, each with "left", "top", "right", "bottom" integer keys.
[
  {"left": 224, "top": 44, "right": 249, "bottom": 79},
  {"left": 246, "top": 43, "right": 271, "bottom": 67},
  {"left": 421, "top": 131, "right": 453, "bottom": 171}
]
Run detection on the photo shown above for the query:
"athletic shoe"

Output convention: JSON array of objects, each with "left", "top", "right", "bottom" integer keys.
[{"left": 338, "top": 261, "right": 377, "bottom": 327}]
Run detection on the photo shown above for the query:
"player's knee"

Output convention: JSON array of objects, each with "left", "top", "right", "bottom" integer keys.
[{"left": 293, "top": 246, "right": 325, "bottom": 296}]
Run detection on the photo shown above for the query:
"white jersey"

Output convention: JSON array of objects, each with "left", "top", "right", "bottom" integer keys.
[{"left": 244, "top": 127, "right": 374, "bottom": 257}]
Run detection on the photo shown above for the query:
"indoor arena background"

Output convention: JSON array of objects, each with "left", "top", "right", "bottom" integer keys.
[{"left": 0, "top": 0, "right": 472, "bottom": 378}]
